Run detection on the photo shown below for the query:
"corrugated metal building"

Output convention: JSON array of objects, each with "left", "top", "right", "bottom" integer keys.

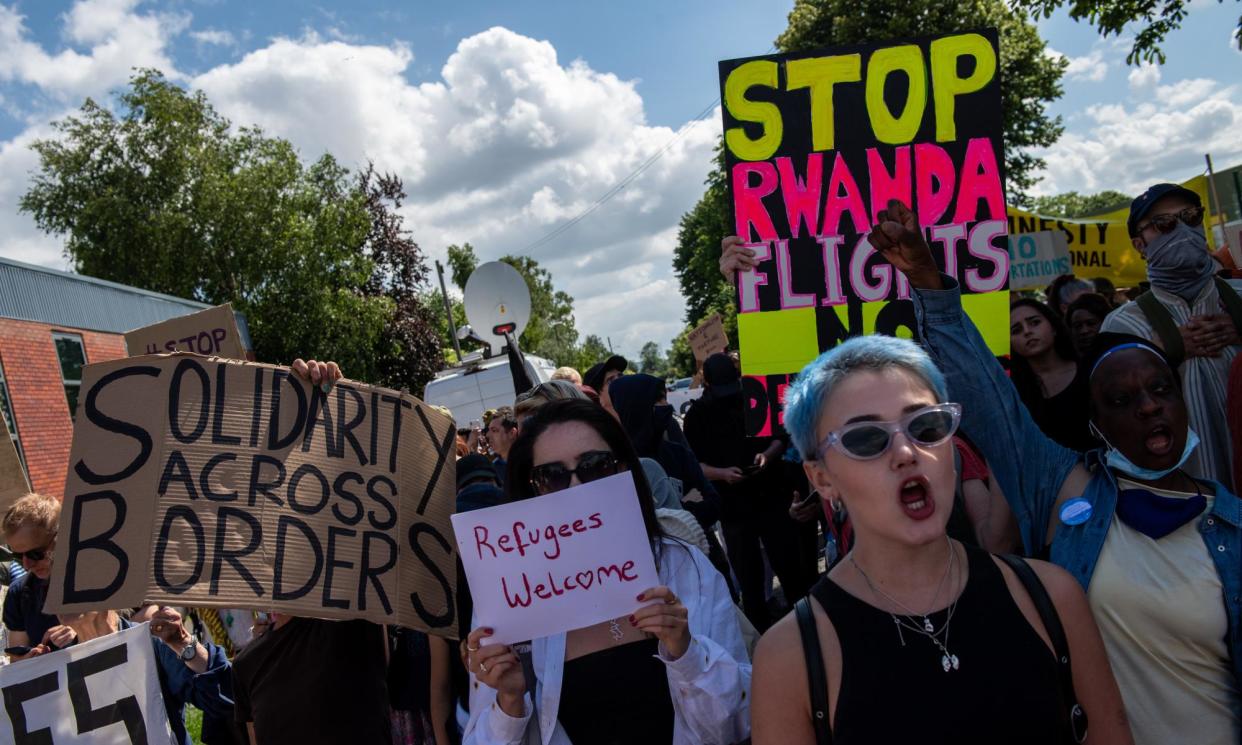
[{"left": 0, "top": 256, "right": 214, "bottom": 497}]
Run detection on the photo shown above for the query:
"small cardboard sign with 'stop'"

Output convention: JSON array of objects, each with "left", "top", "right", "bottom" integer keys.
[
  {"left": 0, "top": 623, "right": 173, "bottom": 744},
  {"left": 44, "top": 354, "right": 460, "bottom": 637},
  {"left": 688, "top": 314, "right": 728, "bottom": 362},
  {"left": 451, "top": 472, "right": 659, "bottom": 645},
  {"left": 124, "top": 303, "right": 248, "bottom": 360}
]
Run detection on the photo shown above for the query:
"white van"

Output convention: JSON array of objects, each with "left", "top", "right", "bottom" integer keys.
[{"left": 423, "top": 352, "right": 558, "bottom": 427}]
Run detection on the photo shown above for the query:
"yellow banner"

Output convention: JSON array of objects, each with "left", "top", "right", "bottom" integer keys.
[{"left": 1007, "top": 175, "right": 1215, "bottom": 289}]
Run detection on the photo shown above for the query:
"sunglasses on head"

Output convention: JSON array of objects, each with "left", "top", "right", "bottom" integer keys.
[
  {"left": 1138, "top": 205, "right": 1205, "bottom": 235},
  {"left": 529, "top": 450, "right": 620, "bottom": 495},
  {"left": 9, "top": 544, "right": 52, "bottom": 562},
  {"left": 817, "top": 403, "right": 962, "bottom": 461}
]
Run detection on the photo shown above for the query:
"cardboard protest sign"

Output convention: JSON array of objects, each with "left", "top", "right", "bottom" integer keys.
[
  {"left": 688, "top": 314, "right": 729, "bottom": 362},
  {"left": 0, "top": 433, "right": 28, "bottom": 518},
  {"left": 720, "top": 30, "right": 1010, "bottom": 436},
  {"left": 451, "top": 472, "right": 659, "bottom": 645},
  {"left": 44, "top": 355, "right": 459, "bottom": 637},
  {"left": 0, "top": 623, "right": 173, "bottom": 745},
  {"left": 124, "top": 304, "right": 248, "bottom": 360},
  {"left": 1005, "top": 174, "right": 1217, "bottom": 288},
  {"left": 1008, "top": 231, "right": 1071, "bottom": 290}
]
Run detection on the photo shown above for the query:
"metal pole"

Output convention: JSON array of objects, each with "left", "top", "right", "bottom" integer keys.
[
  {"left": 607, "top": 336, "right": 614, "bottom": 353},
  {"left": 436, "top": 260, "right": 463, "bottom": 362},
  {"left": 1205, "top": 154, "right": 1236, "bottom": 264}
]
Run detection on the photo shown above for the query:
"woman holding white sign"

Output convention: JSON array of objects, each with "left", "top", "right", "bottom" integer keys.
[{"left": 462, "top": 399, "right": 751, "bottom": 745}]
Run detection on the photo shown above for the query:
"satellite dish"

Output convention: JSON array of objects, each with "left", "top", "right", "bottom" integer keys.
[{"left": 463, "top": 261, "right": 531, "bottom": 357}]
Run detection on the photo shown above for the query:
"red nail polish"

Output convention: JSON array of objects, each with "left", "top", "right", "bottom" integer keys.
[
  {"left": 636, "top": 593, "right": 645, "bottom": 601},
  {"left": 629, "top": 616, "right": 636, "bottom": 625}
]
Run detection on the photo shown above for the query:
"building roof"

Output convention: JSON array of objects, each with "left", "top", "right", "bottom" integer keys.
[{"left": 0, "top": 255, "right": 211, "bottom": 334}]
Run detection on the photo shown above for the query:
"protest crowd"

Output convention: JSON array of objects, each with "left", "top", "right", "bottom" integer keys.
[{"left": 3, "top": 25, "right": 1242, "bottom": 745}]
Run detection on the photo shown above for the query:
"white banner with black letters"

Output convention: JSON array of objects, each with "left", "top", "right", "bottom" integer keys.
[{"left": 0, "top": 623, "right": 172, "bottom": 744}]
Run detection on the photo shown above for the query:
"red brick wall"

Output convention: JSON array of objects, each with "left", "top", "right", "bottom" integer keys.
[{"left": 0, "top": 318, "right": 127, "bottom": 498}]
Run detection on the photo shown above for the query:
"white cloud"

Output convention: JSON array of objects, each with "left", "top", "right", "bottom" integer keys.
[
  {"left": 189, "top": 29, "right": 235, "bottom": 47},
  {"left": 1048, "top": 47, "right": 1109, "bottom": 82},
  {"left": 1033, "top": 74, "right": 1242, "bottom": 196},
  {"left": 0, "top": 14, "right": 715, "bottom": 358}
]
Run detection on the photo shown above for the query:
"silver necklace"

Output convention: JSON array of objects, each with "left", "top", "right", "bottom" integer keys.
[
  {"left": 851, "top": 540, "right": 962, "bottom": 672},
  {"left": 849, "top": 536, "right": 954, "bottom": 633}
]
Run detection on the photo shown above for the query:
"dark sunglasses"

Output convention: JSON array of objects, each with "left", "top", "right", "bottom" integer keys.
[
  {"left": 9, "top": 544, "right": 52, "bottom": 562},
  {"left": 529, "top": 450, "right": 620, "bottom": 495},
  {"left": 817, "top": 403, "right": 962, "bottom": 461},
  {"left": 1138, "top": 206, "right": 1205, "bottom": 235}
]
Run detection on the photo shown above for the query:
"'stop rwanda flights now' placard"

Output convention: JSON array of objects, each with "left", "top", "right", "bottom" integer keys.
[{"left": 719, "top": 30, "right": 1010, "bottom": 437}]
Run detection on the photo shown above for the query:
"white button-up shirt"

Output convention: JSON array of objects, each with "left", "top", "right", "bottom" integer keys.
[{"left": 463, "top": 538, "right": 752, "bottom": 745}]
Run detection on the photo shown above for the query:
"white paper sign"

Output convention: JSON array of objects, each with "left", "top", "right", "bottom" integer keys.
[
  {"left": 451, "top": 472, "right": 660, "bottom": 645},
  {"left": 0, "top": 623, "right": 173, "bottom": 745}
]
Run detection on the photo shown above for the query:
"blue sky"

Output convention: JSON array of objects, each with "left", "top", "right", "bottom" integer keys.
[{"left": 0, "top": 0, "right": 1239, "bottom": 361}]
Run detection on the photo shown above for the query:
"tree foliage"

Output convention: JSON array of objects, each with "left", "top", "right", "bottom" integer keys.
[
  {"left": 19, "top": 69, "right": 443, "bottom": 392},
  {"left": 1012, "top": 0, "right": 1240, "bottom": 64},
  {"left": 1031, "top": 190, "right": 1132, "bottom": 218}
]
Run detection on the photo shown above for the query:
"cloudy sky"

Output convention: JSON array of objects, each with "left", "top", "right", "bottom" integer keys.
[{"left": 1, "top": 0, "right": 1240, "bottom": 363}]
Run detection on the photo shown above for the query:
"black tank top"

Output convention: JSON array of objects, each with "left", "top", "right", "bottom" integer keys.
[
  {"left": 557, "top": 637, "right": 674, "bottom": 744},
  {"left": 812, "top": 545, "right": 1066, "bottom": 744}
]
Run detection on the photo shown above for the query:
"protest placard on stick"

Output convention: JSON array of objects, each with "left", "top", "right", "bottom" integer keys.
[
  {"left": 44, "top": 354, "right": 459, "bottom": 637},
  {"left": 1008, "top": 231, "right": 1071, "bottom": 291},
  {"left": 719, "top": 30, "right": 1010, "bottom": 436},
  {"left": 124, "top": 303, "right": 248, "bottom": 360},
  {"left": 451, "top": 472, "right": 659, "bottom": 645},
  {"left": 0, "top": 623, "right": 173, "bottom": 745},
  {"left": 688, "top": 314, "right": 729, "bottom": 362},
  {"left": 0, "top": 432, "right": 28, "bottom": 518}
]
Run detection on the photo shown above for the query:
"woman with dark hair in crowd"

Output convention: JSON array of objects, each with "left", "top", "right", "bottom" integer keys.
[
  {"left": 463, "top": 399, "right": 750, "bottom": 745},
  {"left": 744, "top": 333, "right": 1129, "bottom": 744},
  {"left": 858, "top": 198, "right": 1242, "bottom": 745},
  {"left": 1066, "top": 292, "right": 1114, "bottom": 357},
  {"left": 1046, "top": 274, "right": 1095, "bottom": 317},
  {"left": 1010, "top": 297, "right": 1097, "bottom": 451}
]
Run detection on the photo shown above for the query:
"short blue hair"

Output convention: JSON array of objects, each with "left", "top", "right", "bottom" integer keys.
[{"left": 783, "top": 335, "right": 948, "bottom": 460}]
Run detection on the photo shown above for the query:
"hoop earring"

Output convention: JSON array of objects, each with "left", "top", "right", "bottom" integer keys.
[{"left": 830, "top": 499, "right": 844, "bottom": 513}]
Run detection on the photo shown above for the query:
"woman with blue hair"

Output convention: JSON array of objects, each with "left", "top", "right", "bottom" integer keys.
[{"left": 743, "top": 329, "right": 1129, "bottom": 743}]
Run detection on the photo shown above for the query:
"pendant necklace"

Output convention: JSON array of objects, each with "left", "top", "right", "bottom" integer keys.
[{"left": 851, "top": 538, "right": 962, "bottom": 672}]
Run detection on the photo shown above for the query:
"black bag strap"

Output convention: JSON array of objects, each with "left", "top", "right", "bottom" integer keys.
[
  {"left": 794, "top": 596, "right": 832, "bottom": 745},
  {"left": 1213, "top": 277, "right": 1242, "bottom": 335},
  {"left": 1137, "top": 290, "right": 1185, "bottom": 368},
  {"left": 998, "top": 554, "right": 1088, "bottom": 744}
]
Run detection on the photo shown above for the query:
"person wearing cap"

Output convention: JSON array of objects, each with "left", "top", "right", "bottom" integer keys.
[
  {"left": 847, "top": 198, "right": 1242, "bottom": 745},
  {"left": 582, "top": 354, "right": 627, "bottom": 412},
  {"left": 1098, "top": 182, "right": 1242, "bottom": 486},
  {"left": 457, "top": 453, "right": 506, "bottom": 514},
  {"left": 684, "top": 353, "right": 801, "bottom": 631}
]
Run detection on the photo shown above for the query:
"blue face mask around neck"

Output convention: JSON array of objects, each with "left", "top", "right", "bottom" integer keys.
[{"left": 1091, "top": 422, "right": 1200, "bottom": 481}]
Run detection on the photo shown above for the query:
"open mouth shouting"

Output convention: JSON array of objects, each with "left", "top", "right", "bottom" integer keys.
[{"left": 899, "top": 475, "right": 935, "bottom": 521}]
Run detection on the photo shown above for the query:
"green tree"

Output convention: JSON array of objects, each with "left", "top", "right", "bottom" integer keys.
[
  {"left": 1031, "top": 190, "right": 1132, "bottom": 218},
  {"left": 638, "top": 341, "right": 671, "bottom": 378},
  {"left": 778, "top": 0, "right": 1066, "bottom": 200},
  {"left": 574, "top": 335, "right": 611, "bottom": 374},
  {"left": 1012, "top": 0, "right": 1240, "bottom": 64},
  {"left": 667, "top": 329, "right": 696, "bottom": 379},
  {"left": 19, "top": 69, "right": 442, "bottom": 391},
  {"left": 446, "top": 243, "right": 478, "bottom": 291}
]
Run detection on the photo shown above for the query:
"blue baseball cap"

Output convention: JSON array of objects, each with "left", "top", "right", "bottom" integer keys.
[{"left": 1128, "top": 183, "right": 1201, "bottom": 237}]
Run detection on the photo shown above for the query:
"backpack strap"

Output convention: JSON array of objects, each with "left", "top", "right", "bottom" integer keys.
[
  {"left": 794, "top": 596, "right": 832, "bottom": 745},
  {"left": 1213, "top": 277, "right": 1242, "bottom": 336},
  {"left": 1137, "top": 290, "right": 1185, "bottom": 369},
  {"left": 997, "top": 554, "right": 1088, "bottom": 744}
]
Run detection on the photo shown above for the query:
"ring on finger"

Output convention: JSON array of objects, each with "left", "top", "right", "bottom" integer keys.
[
  {"left": 480, "top": 660, "right": 489, "bottom": 673},
  {"left": 467, "top": 645, "right": 479, "bottom": 652}
]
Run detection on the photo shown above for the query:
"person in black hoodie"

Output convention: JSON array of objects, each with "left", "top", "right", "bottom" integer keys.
[
  {"left": 683, "top": 353, "right": 805, "bottom": 631},
  {"left": 608, "top": 374, "right": 736, "bottom": 597}
]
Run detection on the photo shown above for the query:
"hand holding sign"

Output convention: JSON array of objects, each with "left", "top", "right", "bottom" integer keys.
[
  {"left": 463, "top": 627, "right": 526, "bottom": 717},
  {"left": 868, "top": 199, "right": 943, "bottom": 291},
  {"left": 631, "top": 586, "right": 690, "bottom": 660}
]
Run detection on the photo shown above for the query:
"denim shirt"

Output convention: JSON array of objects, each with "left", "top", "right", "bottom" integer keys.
[{"left": 914, "top": 276, "right": 1242, "bottom": 686}]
